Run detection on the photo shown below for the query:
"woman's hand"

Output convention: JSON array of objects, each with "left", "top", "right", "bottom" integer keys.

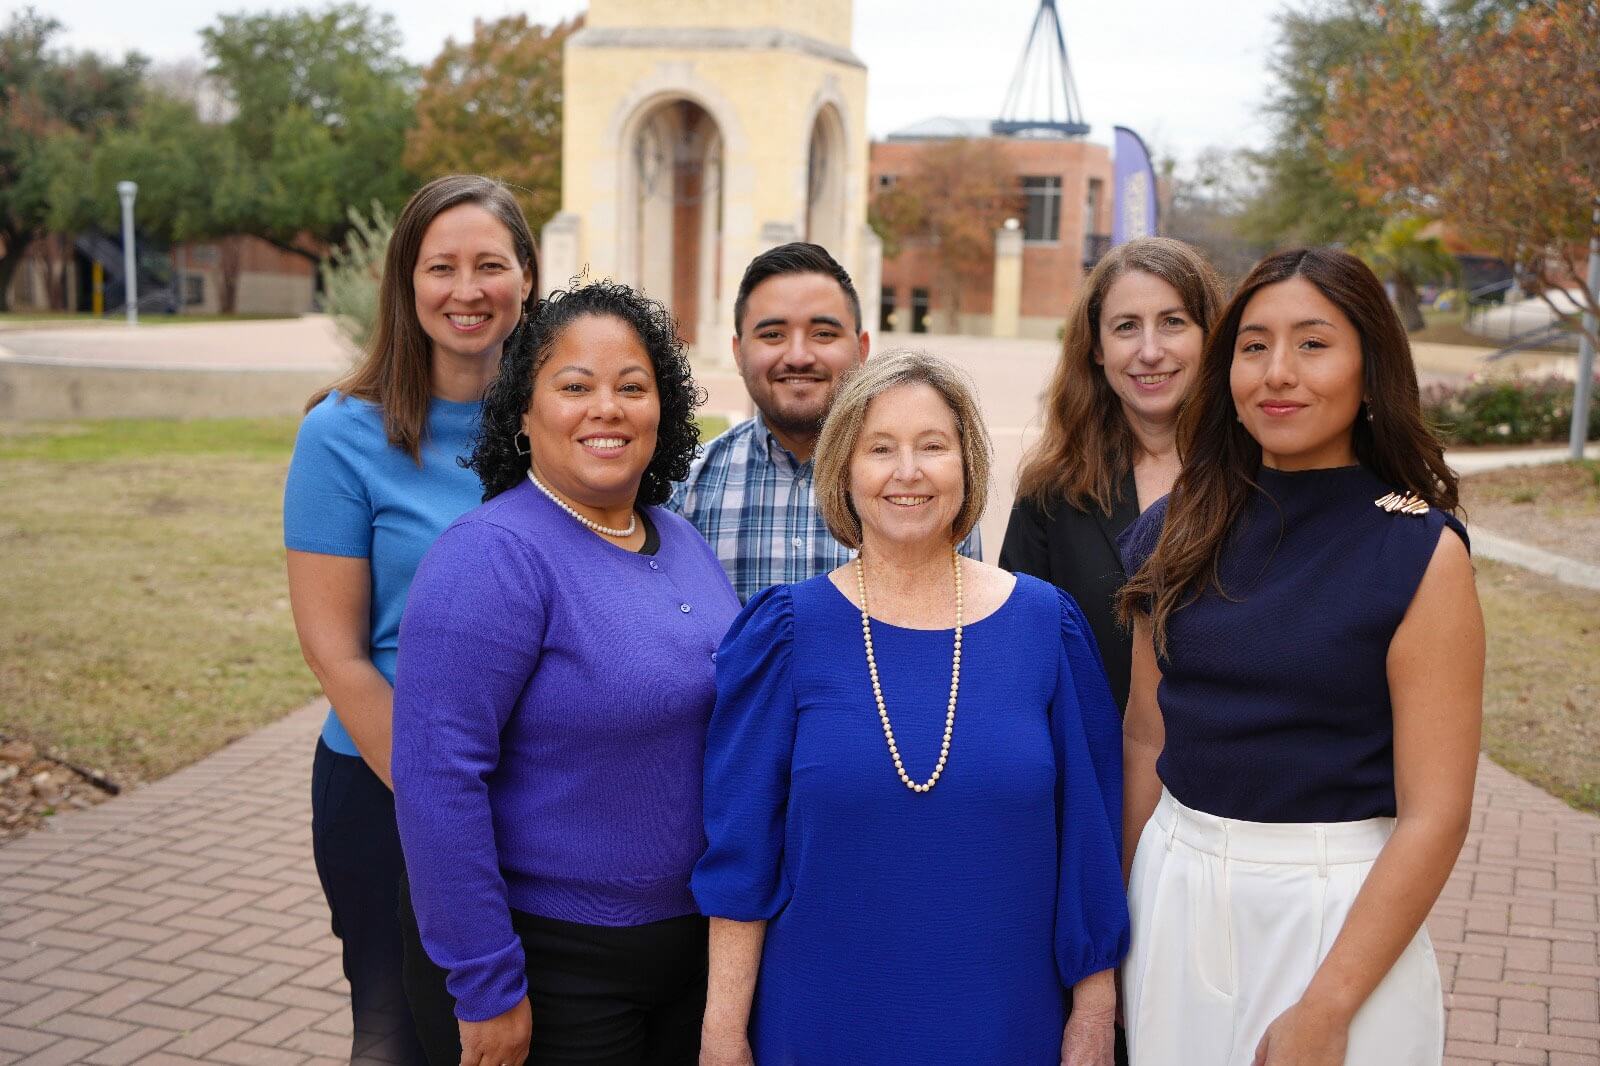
[
  {"left": 458, "top": 996, "right": 532, "bottom": 1066},
  {"left": 698, "top": 1024, "right": 755, "bottom": 1066},
  {"left": 1061, "top": 968, "right": 1116, "bottom": 1066},
  {"left": 1251, "top": 1000, "right": 1349, "bottom": 1066}
]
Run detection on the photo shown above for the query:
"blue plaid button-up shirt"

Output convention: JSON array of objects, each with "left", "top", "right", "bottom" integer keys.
[{"left": 668, "top": 414, "right": 982, "bottom": 603}]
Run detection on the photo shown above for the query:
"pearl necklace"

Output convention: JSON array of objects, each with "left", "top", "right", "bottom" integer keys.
[
  {"left": 526, "top": 469, "right": 637, "bottom": 538},
  {"left": 855, "top": 549, "right": 962, "bottom": 794}
]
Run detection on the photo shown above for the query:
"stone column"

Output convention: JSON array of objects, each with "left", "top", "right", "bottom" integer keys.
[
  {"left": 858, "top": 225, "right": 883, "bottom": 340},
  {"left": 539, "top": 213, "right": 583, "bottom": 298},
  {"left": 991, "top": 220, "right": 1023, "bottom": 339}
]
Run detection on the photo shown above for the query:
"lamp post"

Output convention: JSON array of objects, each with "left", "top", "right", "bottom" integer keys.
[
  {"left": 1571, "top": 199, "right": 1599, "bottom": 459},
  {"left": 117, "top": 181, "right": 138, "bottom": 326}
]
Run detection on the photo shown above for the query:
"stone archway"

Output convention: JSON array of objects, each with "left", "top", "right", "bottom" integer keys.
[
  {"left": 805, "top": 104, "right": 846, "bottom": 257},
  {"left": 622, "top": 98, "right": 724, "bottom": 345}
]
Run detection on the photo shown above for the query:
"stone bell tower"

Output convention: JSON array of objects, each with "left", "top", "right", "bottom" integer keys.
[{"left": 542, "top": 0, "right": 878, "bottom": 356}]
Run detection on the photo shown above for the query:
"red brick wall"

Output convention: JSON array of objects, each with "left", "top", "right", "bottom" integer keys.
[{"left": 871, "top": 137, "right": 1114, "bottom": 329}]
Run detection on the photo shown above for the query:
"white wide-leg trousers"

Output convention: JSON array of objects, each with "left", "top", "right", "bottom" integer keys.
[{"left": 1122, "top": 789, "right": 1443, "bottom": 1066}]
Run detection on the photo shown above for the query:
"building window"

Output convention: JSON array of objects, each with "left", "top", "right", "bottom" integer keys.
[
  {"left": 880, "top": 286, "right": 898, "bottom": 333},
  {"left": 1021, "top": 176, "right": 1062, "bottom": 243},
  {"left": 183, "top": 274, "right": 205, "bottom": 307},
  {"left": 1086, "top": 178, "right": 1105, "bottom": 231},
  {"left": 911, "top": 288, "right": 930, "bottom": 334},
  {"left": 876, "top": 173, "right": 898, "bottom": 189}
]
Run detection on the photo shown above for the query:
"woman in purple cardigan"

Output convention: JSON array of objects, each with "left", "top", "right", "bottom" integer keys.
[{"left": 391, "top": 281, "right": 740, "bottom": 1066}]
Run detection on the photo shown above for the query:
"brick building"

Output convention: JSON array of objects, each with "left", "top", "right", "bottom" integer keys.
[
  {"left": 871, "top": 122, "right": 1113, "bottom": 339},
  {"left": 4, "top": 232, "right": 317, "bottom": 317}
]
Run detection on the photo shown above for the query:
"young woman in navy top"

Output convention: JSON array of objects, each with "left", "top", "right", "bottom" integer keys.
[
  {"left": 283, "top": 175, "right": 537, "bottom": 1064},
  {"left": 1117, "top": 248, "right": 1483, "bottom": 1066}
]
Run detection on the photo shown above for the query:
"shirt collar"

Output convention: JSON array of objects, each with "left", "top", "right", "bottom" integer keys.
[{"left": 751, "top": 410, "right": 811, "bottom": 474}]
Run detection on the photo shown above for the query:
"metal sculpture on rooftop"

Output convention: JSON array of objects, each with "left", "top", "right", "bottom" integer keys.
[{"left": 994, "top": 0, "right": 1090, "bottom": 138}]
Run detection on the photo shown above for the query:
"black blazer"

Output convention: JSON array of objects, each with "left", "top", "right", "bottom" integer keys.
[{"left": 999, "top": 467, "right": 1141, "bottom": 714}]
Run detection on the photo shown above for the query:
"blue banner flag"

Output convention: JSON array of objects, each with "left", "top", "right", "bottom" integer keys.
[{"left": 1112, "top": 126, "right": 1159, "bottom": 245}]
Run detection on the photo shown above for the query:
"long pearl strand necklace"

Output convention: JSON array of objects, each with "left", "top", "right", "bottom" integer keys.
[
  {"left": 855, "top": 548, "right": 962, "bottom": 794},
  {"left": 526, "top": 469, "right": 637, "bottom": 538}
]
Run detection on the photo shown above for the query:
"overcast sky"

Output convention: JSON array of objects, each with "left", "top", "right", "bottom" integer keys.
[{"left": 38, "top": 0, "right": 1286, "bottom": 164}]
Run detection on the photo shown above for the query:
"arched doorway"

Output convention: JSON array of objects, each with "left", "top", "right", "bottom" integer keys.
[
  {"left": 805, "top": 105, "right": 846, "bottom": 256},
  {"left": 625, "top": 99, "right": 724, "bottom": 345}
]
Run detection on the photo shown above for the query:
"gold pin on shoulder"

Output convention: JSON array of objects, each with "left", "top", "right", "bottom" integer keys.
[{"left": 1374, "top": 491, "right": 1430, "bottom": 515}]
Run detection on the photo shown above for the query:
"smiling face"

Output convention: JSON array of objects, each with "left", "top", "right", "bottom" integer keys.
[
  {"left": 1230, "top": 275, "right": 1365, "bottom": 471},
  {"left": 848, "top": 382, "right": 966, "bottom": 552},
  {"left": 522, "top": 314, "right": 660, "bottom": 513},
  {"left": 413, "top": 202, "right": 533, "bottom": 368},
  {"left": 1095, "top": 269, "right": 1204, "bottom": 432},
  {"left": 733, "top": 271, "right": 868, "bottom": 458}
]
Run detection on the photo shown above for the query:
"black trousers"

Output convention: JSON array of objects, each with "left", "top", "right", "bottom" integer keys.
[
  {"left": 311, "top": 739, "right": 430, "bottom": 1066},
  {"left": 399, "top": 880, "right": 706, "bottom": 1066}
]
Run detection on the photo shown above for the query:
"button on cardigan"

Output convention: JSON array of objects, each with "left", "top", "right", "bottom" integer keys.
[{"left": 392, "top": 479, "right": 741, "bottom": 1022}]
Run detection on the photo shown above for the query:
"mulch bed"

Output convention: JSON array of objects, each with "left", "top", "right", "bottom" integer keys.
[{"left": 0, "top": 737, "right": 117, "bottom": 843}]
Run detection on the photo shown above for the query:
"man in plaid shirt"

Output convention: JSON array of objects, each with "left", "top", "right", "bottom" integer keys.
[{"left": 669, "top": 243, "right": 980, "bottom": 602}]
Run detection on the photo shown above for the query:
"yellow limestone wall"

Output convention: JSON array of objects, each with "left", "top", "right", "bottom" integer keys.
[
  {"left": 586, "top": 0, "right": 854, "bottom": 49},
  {"left": 553, "top": 0, "right": 872, "bottom": 357}
]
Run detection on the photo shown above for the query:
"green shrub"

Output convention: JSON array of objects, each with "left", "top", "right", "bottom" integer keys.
[
  {"left": 320, "top": 201, "right": 395, "bottom": 357},
  {"left": 1421, "top": 374, "right": 1600, "bottom": 445}
]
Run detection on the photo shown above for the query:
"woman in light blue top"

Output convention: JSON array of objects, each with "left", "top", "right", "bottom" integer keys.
[{"left": 283, "top": 174, "right": 537, "bottom": 1066}]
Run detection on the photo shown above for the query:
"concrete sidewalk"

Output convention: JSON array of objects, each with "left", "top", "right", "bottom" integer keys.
[{"left": 1, "top": 700, "right": 1596, "bottom": 1064}]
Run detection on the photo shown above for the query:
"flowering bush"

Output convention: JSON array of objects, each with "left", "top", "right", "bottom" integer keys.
[{"left": 1420, "top": 373, "right": 1600, "bottom": 445}]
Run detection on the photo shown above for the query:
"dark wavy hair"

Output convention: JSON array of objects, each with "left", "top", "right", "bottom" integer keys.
[
  {"left": 466, "top": 279, "right": 705, "bottom": 505},
  {"left": 1118, "top": 246, "right": 1459, "bottom": 656}
]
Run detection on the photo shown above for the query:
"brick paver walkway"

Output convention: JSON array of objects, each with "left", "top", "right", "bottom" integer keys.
[{"left": 2, "top": 700, "right": 1597, "bottom": 1065}]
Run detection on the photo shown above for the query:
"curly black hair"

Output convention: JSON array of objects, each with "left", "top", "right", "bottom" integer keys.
[{"left": 465, "top": 279, "right": 705, "bottom": 505}]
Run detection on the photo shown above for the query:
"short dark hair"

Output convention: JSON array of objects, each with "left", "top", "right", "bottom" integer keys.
[
  {"left": 466, "top": 280, "right": 705, "bottom": 506},
  {"left": 733, "top": 241, "right": 861, "bottom": 336}
]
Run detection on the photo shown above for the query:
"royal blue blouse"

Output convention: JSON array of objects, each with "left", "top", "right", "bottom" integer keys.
[{"left": 693, "top": 573, "right": 1129, "bottom": 1064}]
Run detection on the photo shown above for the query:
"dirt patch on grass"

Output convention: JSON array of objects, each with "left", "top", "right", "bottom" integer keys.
[
  {"left": 1476, "top": 558, "right": 1600, "bottom": 813},
  {"left": 1461, "top": 461, "right": 1600, "bottom": 560}
]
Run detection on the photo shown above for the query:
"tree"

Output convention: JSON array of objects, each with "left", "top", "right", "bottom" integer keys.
[
  {"left": 86, "top": 94, "right": 263, "bottom": 312},
  {"left": 1238, "top": 0, "right": 1388, "bottom": 248},
  {"left": 0, "top": 7, "right": 145, "bottom": 310},
  {"left": 869, "top": 140, "right": 1023, "bottom": 325},
  {"left": 200, "top": 3, "right": 417, "bottom": 247},
  {"left": 405, "top": 15, "right": 578, "bottom": 236},
  {"left": 1165, "top": 147, "right": 1273, "bottom": 281},
  {"left": 1324, "top": 0, "right": 1600, "bottom": 350},
  {"left": 1352, "top": 216, "right": 1460, "bottom": 332}
]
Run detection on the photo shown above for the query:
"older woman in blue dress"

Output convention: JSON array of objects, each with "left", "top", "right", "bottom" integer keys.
[{"left": 694, "top": 350, "right": 1128, "bottom": 1065}]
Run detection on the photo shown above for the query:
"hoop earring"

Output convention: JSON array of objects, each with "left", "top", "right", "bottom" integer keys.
[{"left": 513, "top": 430, "right": 531, "bottom": 457}]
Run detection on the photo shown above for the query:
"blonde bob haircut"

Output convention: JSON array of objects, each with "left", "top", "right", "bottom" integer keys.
[{"left": 814, "top": 349, "right": 992, "bottom": 551}]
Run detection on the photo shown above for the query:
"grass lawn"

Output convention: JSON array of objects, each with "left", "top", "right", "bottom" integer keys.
[
  {"left": 0, "top": 413, "right": 731, "bottom": 787},
  {"left": 1476, "top": 559, "right": 1600, "bottom": 813}
]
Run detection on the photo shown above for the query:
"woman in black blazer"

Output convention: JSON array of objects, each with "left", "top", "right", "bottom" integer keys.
[{"left": 1001, "top": 237, "right": 1223, "bottom": 712}]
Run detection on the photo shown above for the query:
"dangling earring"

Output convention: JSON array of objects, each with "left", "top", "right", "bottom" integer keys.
[
  {"left": 513, "top": 430, "right": 531, "bottom": 457},
  {"left": 1364, "top": 400, "right": 1375, "bottom": 424}
]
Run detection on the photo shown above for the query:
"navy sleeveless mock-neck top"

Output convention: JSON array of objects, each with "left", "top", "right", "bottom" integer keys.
[{"left": 1119, "top": 464, "right": 1469, "bottom": 823}]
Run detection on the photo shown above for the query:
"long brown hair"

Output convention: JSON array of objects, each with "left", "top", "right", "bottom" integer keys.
[
  {"left": 1016, "top": 237, "right": 1224, "bottom": 515},
  {"left": 1118, "top": 246, "right": 1459, "bottom": 655},
  {"left": 307, "top": 175, "right": 540, "bottom": 461}
]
